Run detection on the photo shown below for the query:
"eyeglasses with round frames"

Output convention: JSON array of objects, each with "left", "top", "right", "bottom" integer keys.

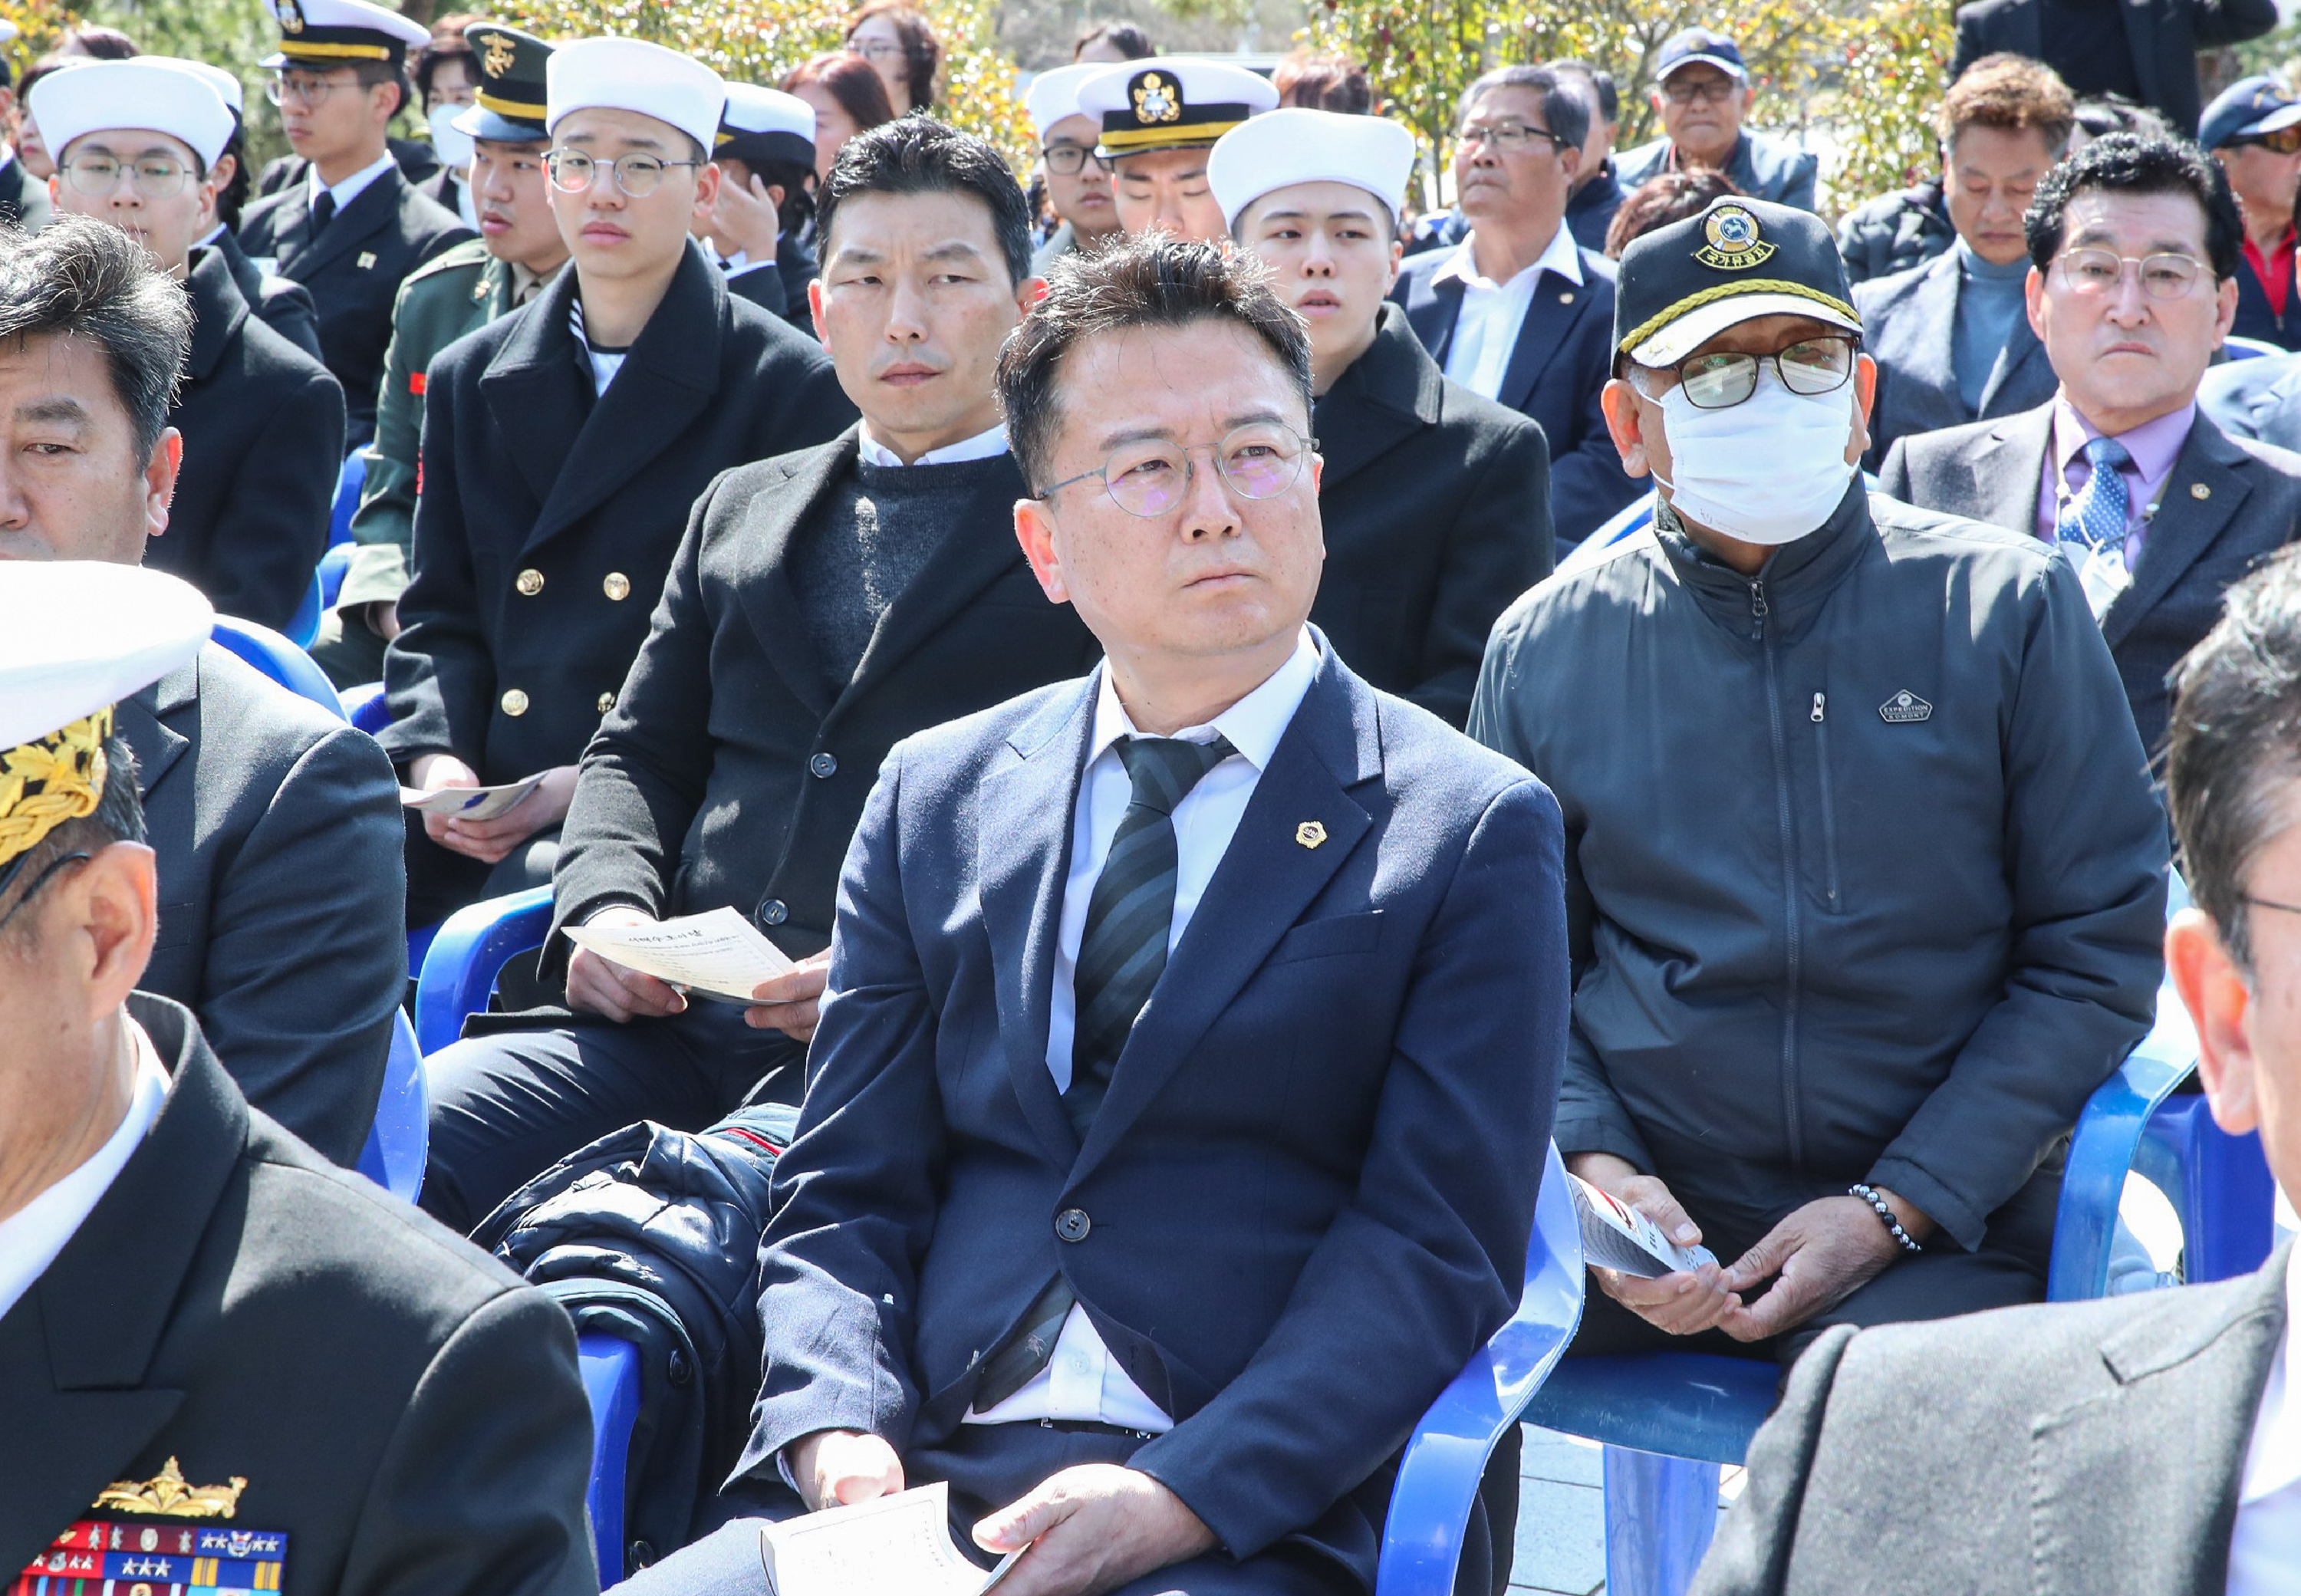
[
  {"left": 61, "top": 155, "right": 193, "bottom": 199},
  {"left": 2052, "top": 248, "right": 2208, "bottom": 301},
  {"left": 1634, "top": 334, "right": 1859, "bottom": 410},
  {"left": 1454, "top": 120, "right": 1572, "bottom": 156},
  {"left": 1042, "top": 143, "right": 1096, "bottom": 176},
  {"left": 1038, "top": 423, "right": 1317, "bottom": 518},
  {"left": 545, "top": 149, "right": 702, "bottom": 197}
]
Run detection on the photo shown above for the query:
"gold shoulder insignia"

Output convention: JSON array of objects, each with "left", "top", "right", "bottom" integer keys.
[{"left": 92, "top": 1458, "right": 249, "bottom": 1519}]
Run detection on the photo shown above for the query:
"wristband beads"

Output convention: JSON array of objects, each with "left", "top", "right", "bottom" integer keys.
[{"left": 1849, "top": 1183, "right": 1924, "bottom": 1254}]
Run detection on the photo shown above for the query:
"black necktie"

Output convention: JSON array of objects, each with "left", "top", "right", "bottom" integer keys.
[
  {"left": 309, "top": 190, "right": 336, "bottom": 235},
  {"left": 1065, "top": 734, "right": 1234, "bottom": 1135}
]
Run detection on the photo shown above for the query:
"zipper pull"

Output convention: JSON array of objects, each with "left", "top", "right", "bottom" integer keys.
[
  {"left": 1749, "top": 580, "right": 1769, "bottom": 620},
  {"left": 1811, "top": 693, "right": 1825, "bottom": 723}
]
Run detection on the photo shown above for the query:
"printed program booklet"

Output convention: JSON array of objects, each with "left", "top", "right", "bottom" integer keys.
[
  {"left": 398, "top": 773, "right": 545, "bottom": 821},
  {"left": 757, "top": 1483, "right": 1023, "bottom": 1595},
  {"left": 562, "top": 906, "right": 797, "bottom": 1005},
  {"left": 1569, "top": 1172, "right": 1718, "bottom": 1278}
]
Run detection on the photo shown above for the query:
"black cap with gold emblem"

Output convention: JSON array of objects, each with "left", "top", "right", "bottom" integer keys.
[
  {"left": 1613, "top": 194, "right": 1862, "bottom": 369},
  {"left": 453, "top": 24, "right": 553, "bottom": 143},
  {"left": 261, "top": 0, "right": 431, "bottom": 72},
  {"left": 1077, "top": 56, "right": 1279, "bottom": 159}
]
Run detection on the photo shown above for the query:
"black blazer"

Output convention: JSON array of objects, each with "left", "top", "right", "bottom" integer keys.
[
  {"left": 1309, "top": 304, "right": 1555, "bottom": 727},
  {"left": 1879, "top": 403, "right": 2301, "bottom": 757},
  {"left": 736, "top": 651, "right": 1568, "bottom": 1584},
  {"left": 548, "top": 430, "right": 1101, "bottom": 970},
  {"left": 1853, "top": 248, "right": 2056, "bottom": 467},
  {"left": 150, "top": 248, "right": 346, "bottom": 630},
  {"left": 1391, "top": 241, "right": 1637, "bottom": 548},
  {"left": 723, "top": 233, "right": 819, "bottom": 337},
  {"left": 0, "top": 995, "right": 597, "bottom": 1596},
  {"left": 1950, "top": 0, "right": 2277, "bottom": 133},
  {"left": 210, "top": 229, "right": 324, "bottom": 361},
  {"left": 1692, "top": 1247, "right": 2291, "bottom": 1596},
  {"left": 381, "top": 242, "right": 855, "bottom": 785},
  {"left": 255, "top": 137, "right": 443, "bottom": 198},
  {"left": 120, "top": 644, "right": 407, "bottom": 1167},
  {"left": 238, "top": 164, "right": 474, "bottom": 444}
]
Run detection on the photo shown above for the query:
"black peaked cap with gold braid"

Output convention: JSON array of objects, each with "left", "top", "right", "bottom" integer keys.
[
  {"left": 1613, "top": 193, "right": 1862, "bottom": 369},
  {"left": 262, "top": 0, "right": 430, "bottom": 73},
  {"left": 1079, "top": 57, "right": 1279, "bottom": 160}
]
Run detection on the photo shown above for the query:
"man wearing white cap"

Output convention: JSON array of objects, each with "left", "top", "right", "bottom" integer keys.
[
  {"left": 1212, "top": 107, "right": 1552, "bottom": 729},
  {"left": 35, "top": 59, "right": 345, "bottom": 631},
  {"left": 1077, "top": 55, "right": 1276, "bottom": 244},
  {"left": 1025, "top": 62, "right": 1118, "bottom": 275},
  {"left": 238, "top": 0, "right": 474, "bottom": 447},
  {"left": 0, "top": 562, "right": 597, "bottom": 1596},
  {"left": 383, "top": 36, "right": 852, "bottom": 926},
  {"left": 705, "top": 81, "right": 823, "bottom": 333}
]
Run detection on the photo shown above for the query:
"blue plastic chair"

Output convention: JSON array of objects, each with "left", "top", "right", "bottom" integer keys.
[
  {"left": 352, "top": 1012, "right": 429, "bottom": 1202},
  {"left": 413, "top": 884, "right": 555, "bottom": 1054},
  {"left": 332, "top": 449, "right": 367, "bottom": 546},
  {"left": 1521, "top": 896, "right": 2276, "bottom": 1596},
  {"left": 573, "top": 1144, "right": 1585, "bottom": 1592},
  {"left": 317, "top": 542, "right": 356, "bottom": 612},
  {"left": 210, "top": 614, "right": 341, "bottom": 715},
  {"left": 341, "top": 680, "right": 390, "bottom": 733}
]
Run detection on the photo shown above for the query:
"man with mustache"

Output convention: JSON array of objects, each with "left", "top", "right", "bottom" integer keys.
[{"left": 416, "top": 117, "right": 1098, "bottom": 1233}]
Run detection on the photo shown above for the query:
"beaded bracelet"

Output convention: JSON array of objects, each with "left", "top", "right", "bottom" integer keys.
[{"left": 1848, "top": 1183, "right": 1923, "bottom": 1255}]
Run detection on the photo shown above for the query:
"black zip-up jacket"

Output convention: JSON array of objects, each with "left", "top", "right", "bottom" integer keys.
[{"left": 1470, "top": 482, "right": 2168, "bottom": 1249}]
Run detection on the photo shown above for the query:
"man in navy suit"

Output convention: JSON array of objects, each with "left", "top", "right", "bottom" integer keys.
[
  {"left": 1391, "top": 66, "right": 1635, "bottom": 550},
  {"left": 614, "top": 235, "right": 1569, "bottom": 1595}
]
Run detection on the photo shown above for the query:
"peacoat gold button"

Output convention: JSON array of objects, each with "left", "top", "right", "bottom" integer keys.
[
  {"left": 597, "top": 691, "right": 617, "bottom": 715},
  {"left": 501, "top": 688, "right": 529, "bottom": 716},
  {"left": 603, "top": 571, "right": 632, "bottom": 601},
  {"left": 515, "top": 568, "right": 544, "bottom": 596},
  {"left": 2191, "top": 483, "right": 2211, "bottom": 500}
]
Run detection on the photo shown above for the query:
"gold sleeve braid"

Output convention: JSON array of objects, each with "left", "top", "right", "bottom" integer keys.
[{"left": 0, "top": 707, "right": 112, "bottom": 870}]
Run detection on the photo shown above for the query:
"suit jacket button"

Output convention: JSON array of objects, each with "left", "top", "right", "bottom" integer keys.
[
  {"left": 515, "top": 568, "right": 544, "bottom": 596},
  {"left": 758, "top": 898, "right": 789, "bottom": 926},
  {"left": 1055, "top": 1208, "right": 1091, "bottom": 1243},
  {"left": 597, "top": 691, "right": 617, "bottom": 715},
  {"left": 603, "top": 571, "right": 632, "bottom": 601},
  {"left": 809, "top": 752, "right": 838, "bottom": 778},
  {"left": 501, "top": 688, "right": 529, "bottom": 716}
]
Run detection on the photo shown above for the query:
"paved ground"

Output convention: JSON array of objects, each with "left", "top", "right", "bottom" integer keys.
[{"left": 1507, "top": 1428, "right": 1740, "bottom": 1596}]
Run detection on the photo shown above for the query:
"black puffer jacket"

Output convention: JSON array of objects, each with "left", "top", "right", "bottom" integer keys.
[
  {"left": 1472, "top": 484, "right": 2168, "bottom": 1252},
  {"left": 474, "top": 1105, "right": 798, "bottom": 1573}
]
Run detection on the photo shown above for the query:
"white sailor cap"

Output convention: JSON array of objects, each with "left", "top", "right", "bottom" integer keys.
[
  {"left": 0, "top": 564, "right": 212, "bottom": 875},
  {"left": 261, "top": 0, "right": 431, "bottom": 71},
  {"left": 716, "top": 82, "right": 815, "bottom": 169},
  {"left": 1078, "top": 56, "right": 1277, "bottom": 158},
  {"left": 1025, "top": 63, "right": 1101, "bottom": 143},
  {"left": 30, "top": 60, "right": 239, "bottom": 172},
  {"left": 547, "top": 37, "right": 726, "bottom": 158},
  {"left": 1209, "top": 108, "right": 1417, "bottom": 233},
  {"left": 153, "top": 58, "right": 247, "bottom": 119}
]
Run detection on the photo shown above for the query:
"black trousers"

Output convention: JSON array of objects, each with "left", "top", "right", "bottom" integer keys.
[
  {"left": 418, "top": 1002, "right": 806, "bottom": 1232},
  {"left": 611, "top": 1420, "right": 1509, "bottom": 1596}
]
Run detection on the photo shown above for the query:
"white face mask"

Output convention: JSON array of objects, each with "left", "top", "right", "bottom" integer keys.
[
  {"left": 1648, "top": 369, "right": 1858, "bottom": 547},
  {"left": 427, "top": 104, "right": 476, "bottom": 174}
]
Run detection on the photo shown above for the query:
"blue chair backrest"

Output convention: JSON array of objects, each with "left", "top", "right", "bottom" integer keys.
[
  {"left": 341, "top": 680, "right": 391, "bottom": 734},
  {"left": 210, "top": 617, "right": 344, "bottom": 720},
  {"left": 331, "top": 449, "right": 367, "bottom": 547},
  {"left": 354, "top": 1012, "right": 428, "bottom": 1202},
  {"left": 317, "top": 542, "right": 355, "bottom": 612}
]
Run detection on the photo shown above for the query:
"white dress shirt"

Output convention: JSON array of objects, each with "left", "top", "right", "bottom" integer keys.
[
  {"left": 856, "top": 421, "right": 1009, "bottom": 469},
  {"left": 2230, "top": 1257, "right": 2301, "bottom": 1594},
  {"left": 1433, "top": 223, "right": 1585, "bottom": 402},
  {"left": 966, "top": 629, "right": 1322, "bottom": 1432},
  {"left": 310, "top": 150, "right": 398, "bottom": 220},
  {"left": 0, "top": 1026, "right": 171, "bottom": 1323}
]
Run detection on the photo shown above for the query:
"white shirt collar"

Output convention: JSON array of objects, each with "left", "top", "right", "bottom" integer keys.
[
  {"left": 0, "top": 1022, "right": 171, "bottom": 1325},
  {"left": 2242, "top": 1252, "right": 2301, "bottom": 1505},
  {"left": 1087, "top": 628, "right": 1321, "bottom": 774},
  {"left": 311, "top": 150, "right": 398, "bottom": 215},
  {"left": 1434, "top": 221, "right": 1585, "bottom": 293},
  {"left": 857, "top": 422, "right": 1010, "bottom": 469}
]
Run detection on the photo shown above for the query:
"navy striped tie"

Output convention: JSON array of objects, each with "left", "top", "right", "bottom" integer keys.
[{"left": 1065, "top": 734, "right": 1234, "bottom": 1135}]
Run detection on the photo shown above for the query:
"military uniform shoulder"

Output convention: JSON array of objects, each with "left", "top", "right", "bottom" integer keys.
[{"left": 403, "top": 235, "right": 494, "bottom": 287}]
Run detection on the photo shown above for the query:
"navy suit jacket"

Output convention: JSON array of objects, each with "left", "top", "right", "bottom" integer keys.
[
  {"left": 1391, "top": 242, "right": 1636, "bottom": 549},
  {"left": 737, "top": 647, "right": 1568, "bottom": 1585}
]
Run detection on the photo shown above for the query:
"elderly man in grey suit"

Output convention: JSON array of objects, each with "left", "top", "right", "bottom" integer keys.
[
  {"left": 1855, "top": 55, "right": 2070, "bottom": 465},
  {"left": 1691, "top": 543, "right": 2301, "bottom": 1596},
  {"left": 1879, "top": 133, "right": 2301, "bottom": 757}
]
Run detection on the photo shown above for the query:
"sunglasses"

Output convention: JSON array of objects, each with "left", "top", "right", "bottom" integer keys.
[{"left": 2230, "top": 125, "right": 2301, "bottom": 155}]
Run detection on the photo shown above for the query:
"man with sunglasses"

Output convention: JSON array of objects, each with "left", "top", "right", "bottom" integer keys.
[
  {"left": 1474, "top": 194, "right": 2166, "bottom": 1373},
  {"left": 1614, "top": 30, "right": 1819, "bottom": 216},
  {"left": 1392, "top": 65, "right": 1635, "bottom": 550},
  {"left": 1025, "top": 64, "right": 1119, "bottom": 275},
  {"left": 235, "top": 0, "right": 472, "bottom": 449},
  {"left": 1881, "top": 133, "right": 2301, "bottom": 757},
  {"left": 33, "top": 58, "right": 345, "bottom": 633},
  {"left": 2202, "top": 76, "right": 2301, "bottom": 350},
  {"left": 383, "top": 36, "right": 851, "bottom": 929}
]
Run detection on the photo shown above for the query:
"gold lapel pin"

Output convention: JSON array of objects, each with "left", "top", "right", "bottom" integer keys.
[
  {"left": 2191, "top": 483, "right": 2211, "bottom": 500},
  {"left": 1295, "top": 821, "right": 1327, "bottom": 849},
  {"left": 355, "top": 251, "right": 378, "bottom": 271}
]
